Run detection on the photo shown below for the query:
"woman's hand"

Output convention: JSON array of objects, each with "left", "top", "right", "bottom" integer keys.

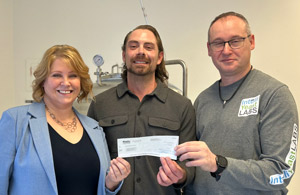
[{"left": 105, "top": 157, "right": 131, "bottom": 191}]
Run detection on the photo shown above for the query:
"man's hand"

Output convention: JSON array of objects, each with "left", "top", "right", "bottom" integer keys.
[
  {"left": 175, "top": 141, "right": 217, "bottom": 172},
  {"left": 157, "top": 157, "right": 186, "bottom": 186}
]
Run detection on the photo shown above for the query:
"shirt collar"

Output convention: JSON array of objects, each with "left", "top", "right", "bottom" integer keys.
[{"left": 116, "top": 80, "right": 168, "bottom": 103}]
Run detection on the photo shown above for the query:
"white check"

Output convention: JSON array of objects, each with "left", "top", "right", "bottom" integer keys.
[{"left": 118, "top": 136, "right": 179, "bottom": 160}]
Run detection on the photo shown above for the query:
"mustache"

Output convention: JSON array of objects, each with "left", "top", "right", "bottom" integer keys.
[
  {"left": 130, "top": 56, "right": 150, "bottom": 63},
  {"left": 134, "top": 55, "right": 149, "bottom": 60}
]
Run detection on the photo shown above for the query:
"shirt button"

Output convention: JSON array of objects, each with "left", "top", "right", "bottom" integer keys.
[
  {"left": 137, "top": 111, "right": 141, "bottom": 115},
  {"left": 111, "top": 119, "right": 115, "bottom": 124},
  {"left": 136, "top": 177, "right": 141, "bottom": 183}
]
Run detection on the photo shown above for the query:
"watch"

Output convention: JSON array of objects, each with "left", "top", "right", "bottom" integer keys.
[{"left": 210, "top": 155, "right": 228, "bottom": 181}]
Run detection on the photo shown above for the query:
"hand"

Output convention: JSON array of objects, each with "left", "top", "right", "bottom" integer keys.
[
  {"left": 105, "top": 157, "right": 131, "bottom": 191},
  {"left": 157, "top": 157, "right": 186, "bottom": 186},
  {"left": 175, "top": 141, "right": 217, "bottom": 172}
]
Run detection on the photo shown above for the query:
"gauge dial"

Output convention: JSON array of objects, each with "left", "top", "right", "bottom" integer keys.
[{"left": 93, "top": 54, "right": 104, "bottom": 66}]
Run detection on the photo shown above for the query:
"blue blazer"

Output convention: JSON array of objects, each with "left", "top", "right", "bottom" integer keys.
[{"left": 0, "top": 102, "right": 122, "bottom": 195}]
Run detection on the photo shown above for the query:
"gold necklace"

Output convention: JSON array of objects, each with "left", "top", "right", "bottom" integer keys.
[{"left": 45, "top": 106, "right": 77, "bottom": 133}]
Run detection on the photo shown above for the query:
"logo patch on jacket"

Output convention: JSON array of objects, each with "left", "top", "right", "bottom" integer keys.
[{"left": 238, "top": 95, "right": 260, "bottom": 117}]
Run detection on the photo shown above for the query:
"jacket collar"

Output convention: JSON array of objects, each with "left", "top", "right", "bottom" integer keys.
[
  {"left": 27, "top": 101, "right": 101, "bottom": 194},
  {"left": 116, "top": 80, "right": 168, "bottom": 103},
  {"left": 28, "top": 101, "right": 58, "bottom": 193}
]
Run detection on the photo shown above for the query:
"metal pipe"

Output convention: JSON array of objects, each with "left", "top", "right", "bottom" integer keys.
[{"left": 165, "top": 59, "right": 188, "bottom": 97}]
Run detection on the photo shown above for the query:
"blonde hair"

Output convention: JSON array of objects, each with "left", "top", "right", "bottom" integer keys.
[{"left": 32, "top": 45, "right": 93, "bottom": 102}]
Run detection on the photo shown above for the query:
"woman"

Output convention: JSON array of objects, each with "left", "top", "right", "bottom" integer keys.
[{"left": 0, "top": 45, "right": 130, "bottom": 195}]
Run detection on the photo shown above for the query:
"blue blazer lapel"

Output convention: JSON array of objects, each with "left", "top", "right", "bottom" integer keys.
[
  {"left": 28, "top": 102, "right": 58, "bottom": 194},
  {"left": 76, "top": 111, "right": 110, "bottom": 169}
]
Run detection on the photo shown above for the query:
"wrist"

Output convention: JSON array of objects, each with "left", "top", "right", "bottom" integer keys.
[
  {"left": 211, "top": 154, "right": 218, "bottom": 172},
  {"left": 105, "top": 178, "right": 119, "bottom": 191},
  {"left": 176, "top": 170, "right": 187, "bottom": 184}
]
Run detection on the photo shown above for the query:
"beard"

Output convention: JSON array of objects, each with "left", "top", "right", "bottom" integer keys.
[{"left": 127, "top": 64, "right": 155, "bottom": 76}]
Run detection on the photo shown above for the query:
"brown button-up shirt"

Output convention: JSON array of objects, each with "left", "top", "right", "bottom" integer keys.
[{"left": 88, "top": 80, "right": 196, "bottom": 195}]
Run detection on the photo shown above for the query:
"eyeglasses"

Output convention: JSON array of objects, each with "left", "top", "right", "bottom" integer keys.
[{"left": 209, "top": 35, "right": 251, "bottom": 52}]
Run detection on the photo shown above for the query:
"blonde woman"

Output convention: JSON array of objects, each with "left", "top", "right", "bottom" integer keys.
[{"left": 0, "top": 45, "right": 130, "bottom": 195}]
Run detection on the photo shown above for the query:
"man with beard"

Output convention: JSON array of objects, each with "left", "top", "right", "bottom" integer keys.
[{"left": 88, "top": 25, "right": 196, "bottom": 194}]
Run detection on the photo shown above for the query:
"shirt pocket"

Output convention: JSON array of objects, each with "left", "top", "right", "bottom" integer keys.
[
  {"left": 98, "top": 115, "right": 128, "bottom": 156},
  {"left": 148, "top": 117, "right": 181, "bottom": 133},
  {"left": 99, "top": 115, "right": 128, "bottom": 127}
]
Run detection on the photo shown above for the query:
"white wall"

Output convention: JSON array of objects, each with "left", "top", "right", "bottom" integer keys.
[
  {"left": 2, "top": 0, "right": 300, "bottom": 193},
  {"left": 0, "top": 0, "right": 14, "bottom": 116}
]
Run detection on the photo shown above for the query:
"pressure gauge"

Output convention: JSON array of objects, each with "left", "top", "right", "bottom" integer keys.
[{"left": 93, "top": 54, "right": 104, "bottom": 67}]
